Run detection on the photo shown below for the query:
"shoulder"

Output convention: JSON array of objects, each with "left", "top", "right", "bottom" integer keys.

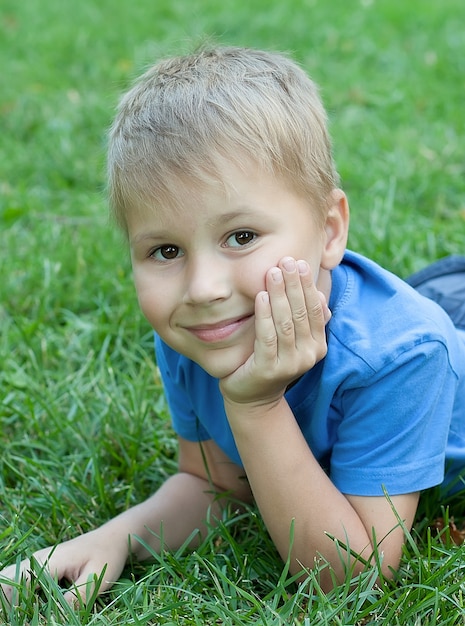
[
  {"left": 154, "top": 334, "right": 225, "bottom": 411},
  {"left": 328, "top": 250, "right": 462, "bottom": 377},
  {"left": 155, "top": 333, "right": 211, "bottom": 387}
]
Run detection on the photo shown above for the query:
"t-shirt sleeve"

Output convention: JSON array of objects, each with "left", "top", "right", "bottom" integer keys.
[
  {"left": 154, "top": 335, "right": 211, "bottom": 442},
  {"left": 330, "top": 339, "right": 458, "bottom": 496}
]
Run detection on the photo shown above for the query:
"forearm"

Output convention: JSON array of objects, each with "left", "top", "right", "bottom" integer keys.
[
  {"left": 100, "top": 472, "right": 222, "bottom": 562},
  {"left": 217, "top": 257, "right": 415, "bottom": 589},
  {"left": 0, "top": 471, "right": 231, "bottom": 604},
  {"left": 225, "top": 398, "right": 380, "bottom": 586}
]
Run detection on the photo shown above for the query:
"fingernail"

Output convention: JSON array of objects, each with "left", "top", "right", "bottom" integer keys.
[
  {"left": 282, "top": 258, "right": 296, "bottom": 272},
  {"left": 297, "top": 260, "right": 308, "bottom": 274},
  {"left": 270, "top": 268, "right": 283, "bottom": 283}
]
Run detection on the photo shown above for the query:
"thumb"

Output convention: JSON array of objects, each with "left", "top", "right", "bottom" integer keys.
[{"left": 62, "top": 564, "right": 109, "bottom": 608}]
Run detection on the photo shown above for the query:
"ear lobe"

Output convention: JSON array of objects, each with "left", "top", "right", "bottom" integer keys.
[{"left": 321, "top": 189, "right": 349, "bottom": 270}]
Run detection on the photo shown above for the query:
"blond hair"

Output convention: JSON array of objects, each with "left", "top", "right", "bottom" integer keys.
[{"left": 108, "top": 46, "right": 340, "bottom": 231}]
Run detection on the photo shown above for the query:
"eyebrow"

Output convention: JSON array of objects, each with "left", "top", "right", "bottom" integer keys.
[
  {"left": 206, "top": 209, "right": 257, "bottom": 227},
  {"left": 130, "top": 231, "right": 166, "bottom": 246},
  {"left": 130, "top": 208, "right": 262, "bottom": 246}
]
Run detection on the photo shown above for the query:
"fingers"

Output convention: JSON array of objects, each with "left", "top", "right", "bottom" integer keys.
[
  {"left": 252, "top": 255, "right": 329, "bottom": 381},
  {"left": 0, "top": 545, "right": 110, "bottom": 609},
  {"left": 268, "top": 261, "right": 307, "bottom": 341},
  {"left": 0, "top": 564, "right": 106, "bottom": 610},
  {"left": 0, "top": 557, "right": 37, "bottom": 606},
  {"left": 63, "top": 565, "right": 109, "bottom": 608},
  {"left": 265, "top": 256, "right": 329, "bottom": 347},
  {"left": 222, "top": 256, "right": 330, "bottom": 405}
]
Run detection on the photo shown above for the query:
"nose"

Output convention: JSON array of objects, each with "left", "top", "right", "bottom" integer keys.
[{"left": 183, "top": 254, "right": 232, "bottom": 305}]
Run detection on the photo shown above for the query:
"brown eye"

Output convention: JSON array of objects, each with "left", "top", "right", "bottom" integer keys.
[
  {"left": 152, "top": 245, "right": 182, "bottom": 260},
  {"left": 226, "top": 231, "right": 257, "bottom": 247}
]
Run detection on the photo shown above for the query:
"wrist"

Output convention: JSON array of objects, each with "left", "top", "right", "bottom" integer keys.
[
  {"left": 98, "top": 509, "right": 149, "bottom": 561},
  {"left": 223, "top": 394, "right": 288, "bottom": 427}
]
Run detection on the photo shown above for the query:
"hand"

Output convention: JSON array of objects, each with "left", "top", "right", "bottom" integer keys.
[
  {"left": 219, "top": 257, "right": 330, "bottom": 408},
  {"left": 0, "top": 528, "right": 128, "bottom": 607}
]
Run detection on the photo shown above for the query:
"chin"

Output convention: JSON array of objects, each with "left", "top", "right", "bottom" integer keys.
[
  {"left": 193, "top": 347, "right": 252, "bottom": 381},
  {"left": 197, "top": 359, "right": 242, "bottom": 381}
]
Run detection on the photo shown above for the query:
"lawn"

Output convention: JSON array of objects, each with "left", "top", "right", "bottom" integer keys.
[{"left": 1, "top": 0, "right": 465, "bottom": 623}]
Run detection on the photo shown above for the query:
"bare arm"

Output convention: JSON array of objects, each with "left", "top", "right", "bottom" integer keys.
[
  {"left": 128, "top": 434, "right": 252, "bottom": 561},
  {"left": 0, "top": 437, "right": 250, "bottom": 605},
  {"left": 220, "top": 256, "right": 419, "bottom": 590},
  {"left": 225, "top": 395, "right": 418, "bottom": 588}
]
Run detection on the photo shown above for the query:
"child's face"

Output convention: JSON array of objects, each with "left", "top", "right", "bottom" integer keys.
[{"left": 128, "top": 161, "right": 342, "bottom": 379}]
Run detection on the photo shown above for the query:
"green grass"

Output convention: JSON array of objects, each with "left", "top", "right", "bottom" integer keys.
[{"left": 1, "top": 0, "right": 465, "bottom": 623}]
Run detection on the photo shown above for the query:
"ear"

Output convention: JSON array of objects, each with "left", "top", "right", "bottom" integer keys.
[{"left": 320, "top": 189, "right": 349, "bottom": 270}]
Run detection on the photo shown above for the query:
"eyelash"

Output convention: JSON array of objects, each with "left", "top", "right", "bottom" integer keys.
[
  {"left": 149, "top": 230, "right": 258, "bottom": 262},
  {"left": 150, "top": 244, "right": 183, "bottom": 261},
  {"left": 224, "top": 230, "right": 257, "bottom": 248}
]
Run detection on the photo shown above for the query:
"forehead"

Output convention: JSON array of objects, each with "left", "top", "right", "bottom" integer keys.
[
  {"left": 122, "top": 151, "right": 326, "bottom": 237},
  {"left": 125, "top": 153, "right": 293, "bottom": 210},
  {"left": 126, "top": 165, "right": 324, "bottom": 245}
]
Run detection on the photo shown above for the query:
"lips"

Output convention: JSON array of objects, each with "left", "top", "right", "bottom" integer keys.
[{"left": 185, "top": 314, "right": 253, "bottom": 343}]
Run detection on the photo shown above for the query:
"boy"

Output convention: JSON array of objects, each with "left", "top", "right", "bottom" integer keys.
[{"left": 2, "top": 46, "right": 465, "bottom": 604}]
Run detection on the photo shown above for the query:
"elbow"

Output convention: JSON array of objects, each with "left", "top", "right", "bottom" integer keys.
[{"left": 288, "top": 540, "right": 402, "bottom": 593}]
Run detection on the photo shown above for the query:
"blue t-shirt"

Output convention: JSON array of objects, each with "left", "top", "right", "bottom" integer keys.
[{"left": 155, "top": 250, "right": 465, "bottom": 497}]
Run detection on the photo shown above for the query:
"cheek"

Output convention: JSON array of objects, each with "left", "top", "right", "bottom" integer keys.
[
  {"left": 137, "top": 293, "right": 159, "bottom": 327},
  {"left": 239, "top": 254, "right": 277, "bottom": 293},
  {"left": 134, "top": 278, "right": 169, "bottom": 329}
]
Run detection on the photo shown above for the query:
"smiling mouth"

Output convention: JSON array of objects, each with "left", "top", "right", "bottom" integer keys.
[{"left": 186, "top": 315, "right": 253, "bottom": 343}]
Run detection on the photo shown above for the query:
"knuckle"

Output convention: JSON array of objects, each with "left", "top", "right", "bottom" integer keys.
[
  {"left": 278, "top": 318, "right": 294, "bottom": 336},
  {"left": 311, "top": 342, "right": 328, "bottom": 362},
  {"left": 292, "top": 305, "right": 308, "bottom": 324},
  {"left": 300, "top": 340, "right": 327, "bottom": 367},
  {"left": 262, "top": 333, "right": 278, "bottom": 349},
  {"left": 309, "top": 302, "right": 323, "bottom": 318}
]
